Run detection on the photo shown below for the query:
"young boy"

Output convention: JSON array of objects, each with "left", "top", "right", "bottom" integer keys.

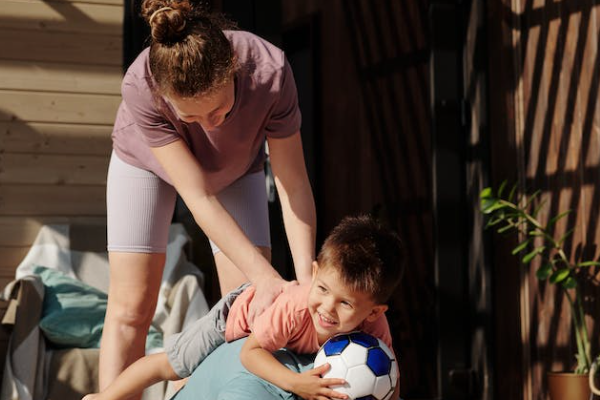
[{"left": 83, "top": 215, "right": 404, "bottom": 400}]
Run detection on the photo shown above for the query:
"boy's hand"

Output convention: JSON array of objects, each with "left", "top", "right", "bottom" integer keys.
[{"left": 291, "top": 363, "right": 349, "bottom": 400}]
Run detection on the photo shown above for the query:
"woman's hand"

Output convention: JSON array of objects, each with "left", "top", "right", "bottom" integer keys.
[
  {"left": 291, "top": 363, "right": 348, "bottom": 400},
  {"left": 247, "top": 275, "right": 298, "bottom": 325}
]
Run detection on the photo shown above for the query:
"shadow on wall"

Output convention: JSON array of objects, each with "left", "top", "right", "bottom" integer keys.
[
  {"left": 500, "top": 0, "right": 600, "bottom": 371},
  {"left": 340, "top": 1, "right": 436, "bottom": 398}
]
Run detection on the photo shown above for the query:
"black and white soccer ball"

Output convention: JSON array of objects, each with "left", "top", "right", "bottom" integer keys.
[{"left": 313, "top": 331, "right": 398, "bottom": 400}]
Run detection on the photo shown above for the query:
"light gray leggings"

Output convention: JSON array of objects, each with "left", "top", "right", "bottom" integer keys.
[{"left": 106, "top": 151, "right": 271, "bottom": 254}]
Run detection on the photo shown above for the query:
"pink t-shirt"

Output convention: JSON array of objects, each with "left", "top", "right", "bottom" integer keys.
[
  {"left": 111, "top": 30, "right": 301, "bottom": 192},
  {"left": 225, "top": 284, "right": 394, "bottom": 355}
]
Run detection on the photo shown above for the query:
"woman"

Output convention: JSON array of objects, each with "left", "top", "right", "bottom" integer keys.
[{"left": 100, "top": 0, "right": 316, "bottom": 393}]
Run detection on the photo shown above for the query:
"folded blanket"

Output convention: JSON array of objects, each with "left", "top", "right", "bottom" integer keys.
[
  {"left": 1, "top": 223, "right": 209, "bottom": 400},
  {"left": 35, "top": 266, "right": 162, "bottom": 350}
]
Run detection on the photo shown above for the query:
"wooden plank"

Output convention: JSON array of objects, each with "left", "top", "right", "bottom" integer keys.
[
  {"left": 0, "top": 60, "right": 122, "bottom": 95},
  {"left": 0, "top": 266, "right": 19, "bottom": 289},
  {"left": 0, "top": 0, "right": 122, "bottom": 35},
  {"left": 0, "top": 90, "right": 120, "bottom": 125},
  {"left": 0, "top": 154, "right": 109, "bottom": 185},
  {"left": 0, "top": 28, "right": 121, "bottom": 66},
  {"left": 0, "top": 216, "right": 106, "bottom": 247},
  {"left": 0, "top": 247, "right": 29, "bottom": 269},
  {"left": 52, "top": 0, "right": 122, "bottom": 6},
  {"left": 0, "top": 122, "right": 113, "bottom": 155},
  {"left": 0, "top": 185, "right": 106, "bottom": 216}
]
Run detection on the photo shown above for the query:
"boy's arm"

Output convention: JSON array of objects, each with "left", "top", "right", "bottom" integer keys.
[
  {"left": 82, "top": 353, "right": 180, "bottom": 400},
  {"left": 240, "top": 334, "right": 348, "bottom": 400}
]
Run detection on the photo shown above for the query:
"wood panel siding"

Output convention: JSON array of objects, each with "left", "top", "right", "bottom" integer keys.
[
  {"left": 1, "top": 122, "right": 112, "bottom": 155},
  {"left": 0, "top": 154, "right": 109, "bottom": 185},
  {"left": 0, "top": 91, "right": 120, "bottom": 124},
  {"left": 487, "top": 1, "right": 600, "bottom": 399},
  {"left": 0, "top": 0, "right": 121, "bottom": 286},
  {"left": 1, "top": 29, "right": 121, "bottom": 66},
  {"left": 0, "top": 185, "right": 106, "bottom": 215},
  {"left": 0, "top": 0, "right": 122, "bottom": 35},
  {"left": 0, "top": 61, "right": 122, "bottom": 94}
]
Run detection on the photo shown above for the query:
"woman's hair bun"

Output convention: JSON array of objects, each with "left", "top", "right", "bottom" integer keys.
[{"left": 141, "top": 0, "right": 192, "bottom": 44}]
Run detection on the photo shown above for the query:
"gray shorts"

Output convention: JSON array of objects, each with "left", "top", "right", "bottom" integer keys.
[
  {"left": 106, "top": 151, "right": 271, "bottom": 254},
  {"left": 164, "top": 283, "right": 250, "bottom": 378}
]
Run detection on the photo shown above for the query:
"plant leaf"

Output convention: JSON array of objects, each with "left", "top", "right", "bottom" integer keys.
[
  {"left": 561, "top": 277, "right": 577, "bottom": 289},
  {"left": 536, "top": 263, "right": 553, "bottom": 280},
  {"left": 548, "top": 210, "right": 572, "bottom": 227},
  {"left": 497, "top": 224, "right": 514, "bottom": 234},
  {"left": 486, "top": 216, "right": 504, "bottom": 227},
  {"left": 512, "top": 239, "right": 531, "bottom": 255},
  {"left": 522, "top": 246, "right": 545, "bottom": 264},
  {"left": 549, "top": 268, "right": 570, "bottom": 284},
  {"left": 498, "top": 181, "right": 508, "bottom": 198},
  {"left": 481, "top": 200, "right": 505, "bottom": 214},
  {"left": 523, "top": 190, "right": 542, "bottom": 209},
  {"left": 576, "top": 261, "right": 600, "bottom": 268},
  {"left": 558, "top": 228, "right": 574, "bottom": 245},
  {"left": 508, "top": 183, "right": 518, "bottom": 203},
  {"left": 480, "top": 198, "right": 496, "bottom": 213},
  {"left": 480, "top": 187, "right": 493, "bottom": 200}
]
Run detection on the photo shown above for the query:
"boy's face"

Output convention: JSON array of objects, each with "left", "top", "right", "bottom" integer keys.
[{"left": 307, "top": 262, "right": 388, "bottom": 345}]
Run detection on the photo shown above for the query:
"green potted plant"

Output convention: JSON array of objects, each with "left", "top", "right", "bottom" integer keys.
[{"left": 480, "top": 182, "right": 598, "bottom": 400}]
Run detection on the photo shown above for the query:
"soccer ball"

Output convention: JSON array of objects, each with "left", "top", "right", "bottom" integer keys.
[{"left": 313, "top": 331, "right": 398, "bottom": 400}]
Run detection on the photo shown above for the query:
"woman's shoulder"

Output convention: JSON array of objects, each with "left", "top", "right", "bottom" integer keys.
[
  {"left": 123, "top": 47, "right": 152, "bottom": 82},
  {"left": 225, "top": 30, "right": 286, "bottom": 76},
  {"left": 120, "top": 48, "right": 159, "bottom": 107}
]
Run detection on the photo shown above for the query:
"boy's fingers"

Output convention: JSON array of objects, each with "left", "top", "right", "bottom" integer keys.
[
  {"left": 325, "top": 389, "right": 349, "bottom": 399},
  {"left": 312, "top": 363, "right": 331, "bottom": 374},
  {"left": 321, "top": 378, "right": 346, "bottom": 387}
]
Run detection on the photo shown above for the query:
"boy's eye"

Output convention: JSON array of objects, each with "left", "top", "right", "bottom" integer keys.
[
  {"left": 317, "top": 285, "right": 327, "bottom": 293},
  {"left": 341, "top": 301, "right": 353, "bottom": 308}
]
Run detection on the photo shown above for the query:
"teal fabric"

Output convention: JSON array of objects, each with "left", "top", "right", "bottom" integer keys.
[
  {"left": 172, "top": 338, "right": 315, "bottom": 400},
  {"left": 33, "top": 266, "right": 163, "bottom": 350}
]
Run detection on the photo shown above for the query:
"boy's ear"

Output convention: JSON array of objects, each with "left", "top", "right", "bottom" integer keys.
[
  {"left": 365, "top": 304, "right": 388, "bottom": 322},
  {"left": 311, "top": 261, "right": 319, "bottom": 279}
]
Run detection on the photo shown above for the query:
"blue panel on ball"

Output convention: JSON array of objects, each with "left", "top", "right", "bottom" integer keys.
[
  {"left": 349, "top": 331, "right": 379, "bottom": 348},
  {"left": 366, "top": 348, "right": 392, "bottom": 376},
  {"left": 323, "top": 334, "right": 350, "bottom": 356}
]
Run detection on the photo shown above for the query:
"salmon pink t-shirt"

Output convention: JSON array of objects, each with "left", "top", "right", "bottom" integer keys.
[
  {"left": 225, "top": 284, "right": 394, "bottom": 355},
  {"left": 111, "top": 30, "right": 301, "bottom": 193}
]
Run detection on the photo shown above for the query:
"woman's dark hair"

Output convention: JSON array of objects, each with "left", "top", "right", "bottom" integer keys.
[
  {"left": 317, "top": 215, "right": 405, "bottom": 304},
  {"left": 141, "top": 0, "right": 237, "bottom": 97}
]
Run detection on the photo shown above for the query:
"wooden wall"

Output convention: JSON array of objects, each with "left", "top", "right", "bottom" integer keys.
[
  {"left": 487, "top": 1, "right": 600, "bottom": 399},
  {"left": 282, "top": 1, "right": 436, "bottom": 398},
  {"left": 0, "top": 0, "right": 122, "bottom": 289}
]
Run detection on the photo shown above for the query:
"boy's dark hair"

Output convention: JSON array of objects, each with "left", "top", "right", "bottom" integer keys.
[{"left": 317, "top": 215, "right": 405, "bottom": 304}]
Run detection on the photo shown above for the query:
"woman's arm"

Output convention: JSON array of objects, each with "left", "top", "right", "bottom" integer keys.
[
  {"left": 150, "top": 140, "right": 286, "bottom": 315},
  {"left": 267, "top": 132, "right": 316, "bottom": 284},
  {"left": 240, "top": 334, "right": 347, "bottom": 400}
]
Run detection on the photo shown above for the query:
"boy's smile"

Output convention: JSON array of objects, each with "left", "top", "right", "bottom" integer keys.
[{"left": 307, "top": 263, "right": 387, "bottom": 345}]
